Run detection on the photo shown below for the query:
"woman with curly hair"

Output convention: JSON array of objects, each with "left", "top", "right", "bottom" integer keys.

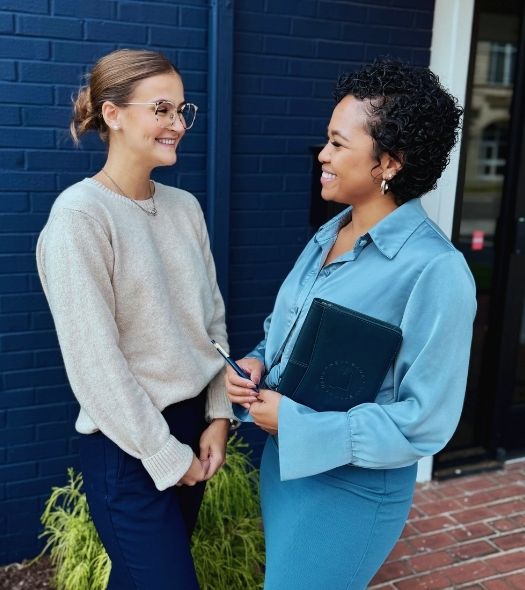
[{"left": 226, "top": 58, "right": 476, "bottom": 589}]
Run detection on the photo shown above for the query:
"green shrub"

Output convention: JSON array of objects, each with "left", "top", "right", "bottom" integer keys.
[
  {"left": 37, "top": 434, "right": 265, "bottom": 590},
  {"left": 192, "top": 435, "right": 265, "bottom": 589},
  {"left": 38, "top": 468, "right": 110, "bottom": 590}
]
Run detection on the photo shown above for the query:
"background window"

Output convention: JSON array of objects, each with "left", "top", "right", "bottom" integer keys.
[
  {"left": 479, "top": 122, "right": 508, "bottom": 179},
  {"left": 488, "top": 42, "right": 517, "bottom": 85}
]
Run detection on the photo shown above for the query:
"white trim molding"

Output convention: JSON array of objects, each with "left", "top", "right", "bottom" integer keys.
[
  {"left": 423, "top": 0, "right": 476, "bottom": 237},
  {"left": 417, "top": 0, "right": 475, "bottom": 483}
]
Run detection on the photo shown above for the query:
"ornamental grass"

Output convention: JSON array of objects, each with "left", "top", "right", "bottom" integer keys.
[{"left": 37, "top": 434, "right": 265, "bottom": 590}]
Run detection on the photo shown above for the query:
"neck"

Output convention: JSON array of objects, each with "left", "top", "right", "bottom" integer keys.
[
  {"left": 347, "top": 194, "right": 398, "bottom": 235},
  {"left": 99, "top": 150, "right": 153, "bottom": 201}
]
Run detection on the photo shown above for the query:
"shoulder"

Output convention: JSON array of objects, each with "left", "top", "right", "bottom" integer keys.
[
  {"left": 155, "top": 182, "right": 203, "bottom": 217},
  {"left": 412, "top": 216, "right": 474, "bottom": 284},
  {"left": 155, "top": 183, "right": 207, "bottom": 239},
  {"left": 412, "top": 216, "right": 457, "bottom": 256},
  {"left": 403, "top": 214, "right": 470, "bottom": 277},
  {"left": 43, "top": 179, "right": 114, "bottom": 239},
  {"left": 399, "top": 215, "right": 476, "bottom": 302},
  {"left": 51, "top": 179, "right": 105, "bottom": 217},
  {"left": 40, "top": 181, "right": 110, "bottom": 245},
  {"left": 411, "top": 249, "right": 476, "bottom": 321}
]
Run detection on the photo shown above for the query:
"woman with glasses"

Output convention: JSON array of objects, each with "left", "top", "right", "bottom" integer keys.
[
  {"left": 36, "top": 49, "right": 234, "bottom": 590},
  {"left": 226, "top": 59, "right": 476, "bottom": 589}
]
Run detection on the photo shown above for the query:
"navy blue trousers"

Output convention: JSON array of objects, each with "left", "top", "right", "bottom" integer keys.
[{"left": 79, "top": 393, "right": 207, "bottom": 590}]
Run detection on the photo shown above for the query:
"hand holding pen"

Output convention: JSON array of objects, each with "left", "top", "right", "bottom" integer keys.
[{"left": 211, "top": 340, "right": 259, "bottom": 393}]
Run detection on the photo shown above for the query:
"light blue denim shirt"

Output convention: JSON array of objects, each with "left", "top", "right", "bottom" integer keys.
[{"left": 236, "top": 198, "right": 476, "bottom": 481}]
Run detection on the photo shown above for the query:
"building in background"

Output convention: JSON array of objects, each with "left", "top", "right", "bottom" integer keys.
[{"left": 0, "top": 0, "right": 523, "bottom": 565}]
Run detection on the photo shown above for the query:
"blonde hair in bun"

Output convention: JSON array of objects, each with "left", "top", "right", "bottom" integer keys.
[
  {"left": 69, "top": 48, "right": 179, "bottom": 145},
  {"left": 70, "top": 84, "right": 100, "bottom": 144}
]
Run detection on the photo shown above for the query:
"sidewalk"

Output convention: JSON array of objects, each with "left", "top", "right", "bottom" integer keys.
[{"left": 369, "top": 458, "right": 525, "bottom": 589}]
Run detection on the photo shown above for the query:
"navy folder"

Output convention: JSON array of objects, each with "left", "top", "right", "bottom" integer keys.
[{"left": 276, "top": 298, "right": 403, "bottom": 412}]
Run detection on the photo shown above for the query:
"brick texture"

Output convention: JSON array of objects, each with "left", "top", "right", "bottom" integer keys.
[
  {"left": 370, "top": 461, "right": 525, "bottom": 590},
  {"left": 0, "top": 0, "right": 435, "bottom": 565},
  {"left": 0, "top": 0, "right": 209, "bottom": 565},
  {"left": 228, "top": 0, "right": 434, "bottom": 453}
]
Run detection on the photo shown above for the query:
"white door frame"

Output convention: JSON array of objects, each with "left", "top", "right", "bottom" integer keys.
[{"left": 417, "top": 0, "right": 476, "bottom": 482}]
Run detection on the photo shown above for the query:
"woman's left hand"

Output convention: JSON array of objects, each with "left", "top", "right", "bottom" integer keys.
[
  {"left": 199, "top": 418, "right": 229, "bottom": 480},
  {"left": 249, "top": 389, "right": 283, "bottom": 435}
]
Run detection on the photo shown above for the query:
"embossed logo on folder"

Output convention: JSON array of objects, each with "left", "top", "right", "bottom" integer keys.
[{"left": 320, "top": 361, "right": 366, "bottom": 402}]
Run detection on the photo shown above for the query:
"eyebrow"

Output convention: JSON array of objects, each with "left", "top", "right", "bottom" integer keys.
[{"left": 328, "top": 129, "right": 350, "bottom": 142}]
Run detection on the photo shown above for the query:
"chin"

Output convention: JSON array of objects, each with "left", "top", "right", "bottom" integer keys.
[
  {"left": 321, "top": 188, "right": 342, "bottom": 203},
  {"left": 166, "top": 153, "right": 178, "bottom": 166},
  {"left": 321, "top": 192, "right": 352, "bottom": 207},
  {"left": 155, "top": 152, "right": 178, "bottom": 168}
]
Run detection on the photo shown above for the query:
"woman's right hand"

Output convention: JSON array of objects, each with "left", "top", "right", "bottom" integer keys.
[
  {"left": 177, "top": 454, "right": 208, "bottom": 486},
  {"left": 225, "top": 357, "right": 264, "bottom": 409}
]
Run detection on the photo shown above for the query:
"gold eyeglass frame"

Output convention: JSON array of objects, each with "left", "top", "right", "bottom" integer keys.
[{"left": 123, "top": 100, "right": 198, "bottom": 130}]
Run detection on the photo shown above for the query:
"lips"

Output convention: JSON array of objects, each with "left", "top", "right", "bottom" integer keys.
[{"left": 320, "top": 170, "right": 336, "bottom": 185}]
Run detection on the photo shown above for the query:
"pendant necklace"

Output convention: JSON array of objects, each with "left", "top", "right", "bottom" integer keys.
[{"left": 101, "top": 168, "right": 157, "bottom": 216}]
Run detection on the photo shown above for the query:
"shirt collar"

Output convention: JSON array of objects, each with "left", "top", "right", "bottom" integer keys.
[
  {"left": 314, "top": 198, "right": 428, "bottom": 259},
  {"left": 368, "top": 198, "right": 428, "bottom": 259},
  {"left": 314, "top": 206, "right": 352, "bottom": 245}
]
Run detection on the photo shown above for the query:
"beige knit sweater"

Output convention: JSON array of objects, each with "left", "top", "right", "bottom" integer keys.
[{"left": 36, "top": 178, "right": 234, "bottom": 490}]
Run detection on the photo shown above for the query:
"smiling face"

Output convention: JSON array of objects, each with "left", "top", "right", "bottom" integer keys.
[
  {"left": 319, "top": 95, "right": 389, "bottom": 206},
  {"left": 109, "top": 71, "right": 187, "bottom": 170}
]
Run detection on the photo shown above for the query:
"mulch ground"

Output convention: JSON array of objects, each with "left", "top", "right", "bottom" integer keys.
[{"left": 0, "top": 556, "right": 54, "bottom": 590}]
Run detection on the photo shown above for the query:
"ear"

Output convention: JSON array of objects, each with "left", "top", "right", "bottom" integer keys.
[
  {"left": 101, "top": 101, "right": 121, "bottom": 131},
  {"left": 379, "top": 152, "right": 403, "bottom": 179}
]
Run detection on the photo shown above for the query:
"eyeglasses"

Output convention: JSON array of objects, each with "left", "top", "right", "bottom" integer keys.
[{"left": 123, "top": 101, "right": 198, "bottom": 130}]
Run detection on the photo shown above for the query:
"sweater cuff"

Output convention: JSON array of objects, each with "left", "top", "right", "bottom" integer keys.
[
  {"left": 206, "top": 369, "right": 236, "bottom": 423},
  {"left": 142, "top": 435, "right": 194, "bottom": 491}
]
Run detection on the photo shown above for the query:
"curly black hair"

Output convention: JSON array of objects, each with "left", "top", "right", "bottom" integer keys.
[{"left": 334, "top": 58, "right": 463, "bottom": 204}]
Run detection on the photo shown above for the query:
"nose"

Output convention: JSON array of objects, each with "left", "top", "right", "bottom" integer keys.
[
  {"left": 318, "top": 141, "right": 331, "bottom": 163},
  {"left": 167, "top": 114, "right": 186, "bottom": 133}
]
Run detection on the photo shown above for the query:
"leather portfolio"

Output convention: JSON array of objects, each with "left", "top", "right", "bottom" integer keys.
[{"left": 275, "top": 298, "right": 402, "bottom": 412}]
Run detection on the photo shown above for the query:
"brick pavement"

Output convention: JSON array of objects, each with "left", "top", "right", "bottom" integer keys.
[{"left": 369, "top": 458, "right": 525, "bottom": 589}]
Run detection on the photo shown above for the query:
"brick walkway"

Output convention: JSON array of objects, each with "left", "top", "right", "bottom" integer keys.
[{"left": 369, "top": 459, "right": 525, "bottom": 589}]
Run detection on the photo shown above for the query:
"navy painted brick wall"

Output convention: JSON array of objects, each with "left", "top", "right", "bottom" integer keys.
[
  {"left": 228, "top": 0, "right": 434, "bottom": 454},
  {"left": 0, "top": 0, "right": 435, "bottom": 564},
  {"left": 0, "top": 0, "right": 209, "bottom": 564}
]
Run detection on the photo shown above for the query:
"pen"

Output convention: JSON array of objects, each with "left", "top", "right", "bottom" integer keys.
[{"left": 210, "top": 339, "right": 259, "bottom": 392}]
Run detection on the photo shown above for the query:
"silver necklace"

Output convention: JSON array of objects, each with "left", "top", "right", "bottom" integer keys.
[{"left": 101, "top": 168, "right": 157, "bottom": 216}]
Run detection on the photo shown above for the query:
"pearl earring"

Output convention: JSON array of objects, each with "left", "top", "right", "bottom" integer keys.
[{"left": 113, "top": 125, "right": 119, "bottom": 130}]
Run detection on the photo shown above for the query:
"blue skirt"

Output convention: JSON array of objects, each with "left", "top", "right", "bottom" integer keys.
[{"left": 260, "top": 436, "right": 417, "bottom": 590}]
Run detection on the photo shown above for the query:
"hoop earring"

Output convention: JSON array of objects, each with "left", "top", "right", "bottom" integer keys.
[{"left": 380, "top": 179, "right": 389, "bottom": 195}]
